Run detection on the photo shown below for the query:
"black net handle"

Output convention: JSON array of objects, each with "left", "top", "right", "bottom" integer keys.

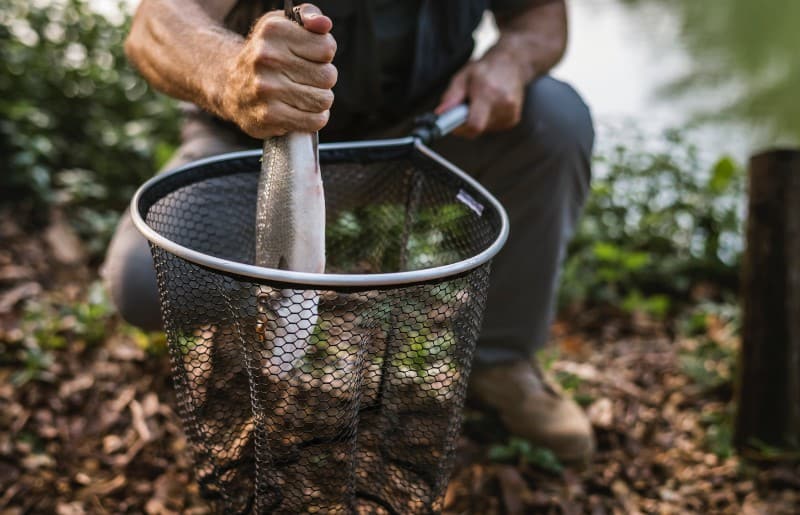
[
  {"left": 412, "top": 104, "right": 470, "bottom": 144},
  {"left": 284, "top": 0, "right": 303, "bottom": 25}
]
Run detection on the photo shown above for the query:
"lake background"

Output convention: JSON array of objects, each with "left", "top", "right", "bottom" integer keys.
[{"left": 478, "top": 0, "right": 786, "bottom": 164}]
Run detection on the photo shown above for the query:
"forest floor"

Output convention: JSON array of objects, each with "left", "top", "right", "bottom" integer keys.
[{"left": 1, "top": 213, "right": 799, "bottom": 515}]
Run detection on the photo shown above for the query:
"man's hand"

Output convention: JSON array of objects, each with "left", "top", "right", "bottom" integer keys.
[
  {"left": 435, "top": 53, "right": 526, "bottom": 139},
  {"left": 219, "top": 4, "right": 337, "bottom": 138},
  {"left": 125, "top": 1, "right": 338, "bottom": 138},
  {"left": 434, "top": 0, "right": 567, "bottom": 139}
]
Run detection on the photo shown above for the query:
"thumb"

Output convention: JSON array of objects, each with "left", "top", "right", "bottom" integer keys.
[
  {"left": 435, "top": 68, "right": 470, "bottom": 115},
  {"left": 296, "top": 3, "right": 333, "bottom": 34}
]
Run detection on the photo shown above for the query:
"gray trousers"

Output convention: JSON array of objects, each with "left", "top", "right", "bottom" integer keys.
[{"left": 103, "top": 76, "right": 593, "bottom": 365}]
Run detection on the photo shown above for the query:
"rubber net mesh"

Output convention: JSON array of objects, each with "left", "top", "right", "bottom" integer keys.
[{"left": 139, "top": 143, "right": 502, "bottom": 514}]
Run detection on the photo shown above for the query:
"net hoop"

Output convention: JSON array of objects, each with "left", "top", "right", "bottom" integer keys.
[{"left": 131, "top": 137, "right": 509, "bottom": 287}]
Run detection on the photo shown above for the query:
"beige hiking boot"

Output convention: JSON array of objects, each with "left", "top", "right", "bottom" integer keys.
[{"left": 468, "top": 360, "right": 595, "bottom": 465}]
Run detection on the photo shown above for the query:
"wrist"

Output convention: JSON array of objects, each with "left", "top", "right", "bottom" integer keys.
[
  {"left": 490, "top": 1, "right": 567, "bottom": 83},
  {"left": 202, "top": 29, "right": 245, "bottom": 120},
  {"left": 483, "top": 39, "right": 535, "bottom": 85}
]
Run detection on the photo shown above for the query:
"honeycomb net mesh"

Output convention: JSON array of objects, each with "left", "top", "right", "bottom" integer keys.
[{"left": 137, "top": 142, "right": 503, "bottom": 514}]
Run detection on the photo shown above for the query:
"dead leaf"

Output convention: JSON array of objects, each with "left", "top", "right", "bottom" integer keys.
[
  {"left": 0, "top": 265, "right": 34, "bottom": 282},
  {"left": 58, "top": 374, "right": 94, "bottom": 398},
  {"left": 0, "top": 282, "right": 42, "bottom": 313},
  {"left": 74, "top": 473, "right": 91, "bottom": 486},
  {"left": 146, "top": 471, "right": 186, "bottom": 515},
  {"left": 443, "top": 480, "right": 458, "bottom": 509},
  {"left": 108, "top": 338, "right": 146, "bottom": 362},
  {"left": 21, "top": 454, "right": 55, "bottom": 471},
  {"left": 495, "top": 465, "right": 531, "bottom": 515},
  {"left": 78, "top": 474, "right": 126, "bottom": 498},
  {"left": 141, "top": 393, "right": 160, "bottom": 418},
  {"left": 560, "top": 334, "right": 591, "bottom": 357},
  {"left": 98, "top": 386, "right": 136, "bottom": 431},
  {"left": 44, "top": 210, "right": 85, "bottom": 266},
  {"left": 130, "top": 400, "right": 152, "bottom": 442},
  {"left": 587, "top": 398, "right": 614, "bottom": 429},
  {"left": 55, "top": 502, "right": 86, "bottom": 515},
  {"left": 102, "top": 435, "right": 124, "bottom": 454}
]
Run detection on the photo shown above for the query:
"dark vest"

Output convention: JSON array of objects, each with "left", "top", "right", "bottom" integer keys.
[{"left": 223, "top": 0, "right": 489, "bottom": 139}]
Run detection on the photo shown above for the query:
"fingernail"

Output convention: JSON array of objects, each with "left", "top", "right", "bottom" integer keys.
[{"left": 305, "top": 12, "right": 319, "bottom": 19}]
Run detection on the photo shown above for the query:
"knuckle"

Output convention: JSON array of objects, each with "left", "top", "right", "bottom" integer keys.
[
  {"left": 259, "top": 104, "right": 274, "bottom": 124},
  {"left": 319, "top": 64, "right": 338, "bottom": 89},
  {"left": 499, "top": 91, "right": 516, "bottom": 107},
  {"left": 317, "top": 89, "right": 334, "bottom": 110},
  {"left": 255, "top": 78, "right": 275, "bottom": 96},
  {"left": 257, "top": 45, "right": 280, "bottom": 67},
  {"left": 243, "top": 120, "right": 263, "bottom": 138},
  {"left": 260, "top": 15, "right": 286, "bottom": 34},
  {"left": 484, "top": 82, "right": 503, "bottom": 98},
  {"left": 310, "top": 110, "right": 329, "bottom": 131},
  {"left": 321, "top": 35, "right": 337, "bottom": 62},
  {"left": 472, "top": 75, "right": 491, "bottom": 91}
]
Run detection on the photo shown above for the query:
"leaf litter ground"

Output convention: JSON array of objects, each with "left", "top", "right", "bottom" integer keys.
[{"left": 0, "top": 215, "right": 798, "bottom": 514}]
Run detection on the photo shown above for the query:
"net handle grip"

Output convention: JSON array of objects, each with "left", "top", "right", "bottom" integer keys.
[
  {"left": 412, "top": 104, "right": 469, "bottom": 144},
  {"left": 434, "top": 104, "right": 469, "bottom": 137}
]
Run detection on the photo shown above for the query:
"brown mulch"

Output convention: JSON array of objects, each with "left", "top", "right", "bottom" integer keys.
[{"left": 1, "top": 213, "right": 798, "bottom": 514}]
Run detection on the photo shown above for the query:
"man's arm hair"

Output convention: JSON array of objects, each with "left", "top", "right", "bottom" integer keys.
[
  {"left": 125, "top": 0, "right": 241, "bottom": 117},
  {"left": 491, "top": 0, "right": 568, "bottom": 84}
]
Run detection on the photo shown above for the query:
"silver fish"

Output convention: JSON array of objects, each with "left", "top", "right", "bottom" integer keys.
[{"left": 255, "top": 133, "right": 325, "bottom": 380}]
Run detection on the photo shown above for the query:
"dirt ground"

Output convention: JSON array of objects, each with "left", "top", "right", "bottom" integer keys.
[{"left": 1, "top": 214, "right": 798, "bottom": 515}]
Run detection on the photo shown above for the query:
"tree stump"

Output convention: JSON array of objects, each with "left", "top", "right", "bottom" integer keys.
[{"left": 736, "top": 149, "right": 800, "bottom": 451}]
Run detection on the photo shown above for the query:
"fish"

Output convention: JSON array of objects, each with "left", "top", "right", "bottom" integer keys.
[
  {"left": 256, "top": 133, "right": 325, "bottom": 272},
  {"left": 255, "top": 132, "right": 326, "bottom": 381}
]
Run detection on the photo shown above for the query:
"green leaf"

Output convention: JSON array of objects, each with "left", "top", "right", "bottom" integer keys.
[
  {"left": 621, "top": 251, "right": 651, "bottom": 271},
  {"left": 488, "top": 437, "right": 564, "bottom": 474},
  {"left": 708, "top": 156, "right": 738, "bottom": 194},
  {"left": 593, "top": 242, "right": 621, "bottom": 262}
]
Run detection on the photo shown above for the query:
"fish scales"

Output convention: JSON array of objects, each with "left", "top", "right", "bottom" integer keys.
[{"left": 256, "top": 133, "right": 325, "bottom": 272}]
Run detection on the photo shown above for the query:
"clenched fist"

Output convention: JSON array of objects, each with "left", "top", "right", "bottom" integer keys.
[{"left": 219, "top": 3, "right": 337, "bottom": 138}]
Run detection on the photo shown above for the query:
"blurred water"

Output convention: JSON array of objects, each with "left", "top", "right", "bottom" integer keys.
[
  {"left": 477, "top": 1, "right": 761, "bottom": 162},
  {"left": 475, "top": 2, "right": 689, "bottom": 123},
  {"left": 554, "top": 1, "right": 689, "bottom": 127}
]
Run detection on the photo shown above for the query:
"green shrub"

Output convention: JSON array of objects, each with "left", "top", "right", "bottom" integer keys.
[
  {"left": 0, "top": 0, "right": 179, "bottom": 229},
  {"left": 5, "top": 282, "right": 115, "bottom": 385},
  {"left": 560, "top": 128, "right": 745, "bottom": 310}
]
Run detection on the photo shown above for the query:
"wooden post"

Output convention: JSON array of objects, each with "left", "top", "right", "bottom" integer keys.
[{"left": 736, "top": 149, "right": 800, "bottom": 451}]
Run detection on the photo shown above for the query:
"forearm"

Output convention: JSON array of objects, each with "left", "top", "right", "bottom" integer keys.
[
  {"left": 490, "top": 0, "right": 568, "bottom": 84},
  {"left": 124, "top": 0, "right": 242, "bottom": 117}
]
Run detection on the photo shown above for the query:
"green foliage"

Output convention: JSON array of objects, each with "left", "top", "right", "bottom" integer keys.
[
  {"left": 678, "top": 301, "right": 739, "bottom": 392},
  {"left": 700, "top": 405, "right": 736, "bottom": 460},
  {"left": 488, "top": 437, "right": 564, "bottom": 475},
  {"left": 675, "top": 301, "right": 739, "bottom": 459},
  {"left": 124, "top": 326, "right": 169, "bottom": 357},
  {"left": 622, "top": 0, "right": 800, "bottom": 145},
  {"left": 744, "top": 438, "right": 800, "bottom": 460},
  {"left": 0, "top": 0, "right": 179, "bottom": 232},
  {"left": 327, "top": 202, "right": 471, "bottom": 272},
  {"left": 5, "top": 282, "right": 115, "bottom": 385},
  {"left": 23, "top": 282, "right": 114, "bottom": 349},
  {"left": 559, "top": 129, "right": 745, "bottom": 309}
]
